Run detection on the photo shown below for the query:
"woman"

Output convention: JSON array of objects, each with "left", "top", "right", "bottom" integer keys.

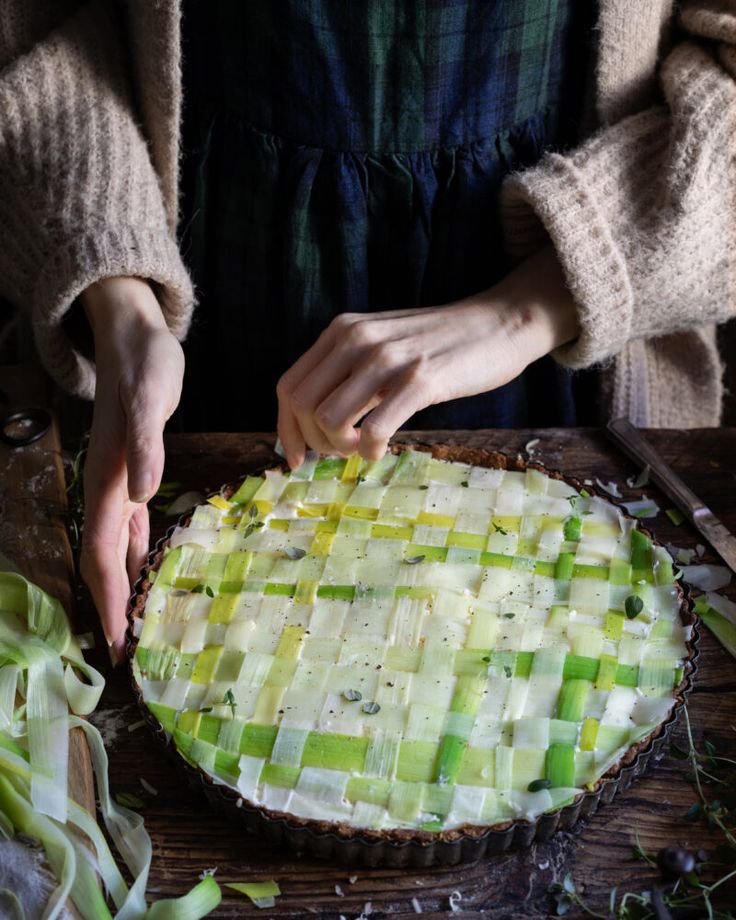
[{"left": 0, "top": 0, "right": 733, "bottom": 660}]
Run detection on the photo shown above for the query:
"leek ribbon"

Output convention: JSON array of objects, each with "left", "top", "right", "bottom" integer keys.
[{"left": 0, "top": 568, "right": 221, "bottom": 919}]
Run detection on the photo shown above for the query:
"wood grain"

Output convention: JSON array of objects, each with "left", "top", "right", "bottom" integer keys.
[
  {"left": 83, "top": 428, "right": 736, "bottom": 918},
  {"left": 0, "top": 365, "right": 96, "bottom": 915}
]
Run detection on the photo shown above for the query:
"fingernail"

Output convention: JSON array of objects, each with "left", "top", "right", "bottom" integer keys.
[
  {"left": 107, "top": 636, "right": 126, "bottom": 667},
  {"left": 131, "top": 472, "right": 153, "bottom": 504}
]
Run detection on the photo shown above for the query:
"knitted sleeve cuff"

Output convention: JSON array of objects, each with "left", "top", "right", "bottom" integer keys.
[
  {"left": 30, "top": 225, "right": 195, "bottom": 400},
  {"left": 500, "top": 148, "right": 637, "bottom": 371}
]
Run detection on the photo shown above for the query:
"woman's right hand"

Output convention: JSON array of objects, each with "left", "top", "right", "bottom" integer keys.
[{"left": 80, "top": 277, "right": 184, "bottom": 663}]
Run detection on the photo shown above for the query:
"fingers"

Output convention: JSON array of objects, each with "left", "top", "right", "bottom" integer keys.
[
  {"left": 125, "top": 397, "right": 167, "bottom": 502},
  {"left": 313, "top": 363, "right": 390, "bottom": 454},
  {"left": 81, "top": 464, "right": 130, "bottom": 665},
  {"left": 278, "top": 315, "right": 387, "bottom": 461},
  {"left": 122, "top": 337, "right": 183, "bottom": 503},
  {"left": 276, "top": 320, "right": 346, "bottom": 467},
  {"left": 127, "top": 503, "right": 150, "bottom": 588},
  {"left": 358, "top": 364, "right": 428, "bottom": 460}
]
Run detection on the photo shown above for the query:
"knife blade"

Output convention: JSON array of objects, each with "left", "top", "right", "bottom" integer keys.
[{"left": 606, "top": 418, "right": 736, "bottom": 575}]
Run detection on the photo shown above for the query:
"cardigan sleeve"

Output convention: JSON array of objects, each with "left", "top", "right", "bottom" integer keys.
[
  {"left": 0, "top": 0, "right": 194, "bottom": 400},
  {"left": 500, "top": 0, "right": 736, "bottom": 371}
]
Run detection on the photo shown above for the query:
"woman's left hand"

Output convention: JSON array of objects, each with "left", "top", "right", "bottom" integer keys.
[{"left": 277, "top": 244, "right": 579, "bottom": 468}]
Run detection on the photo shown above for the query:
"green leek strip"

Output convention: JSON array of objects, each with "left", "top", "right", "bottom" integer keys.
[
  {"left": 555, "top": 679, "right": 590, "bottom": 722},
  {"left": 229, "top": 476, "right": 263, "bottom": 505},
  {"left": 695, "top": 597, "right": 736, "bottom": 660},
  {"left": 145, "top": 878, "right": 221, "bottom": 918},
  {"left": 630, "top": 528, "right": 653, "bottom": 581},
  {"left": 0, "top": 771, "right": 77, "bottom": 920},
  {"left": 545, "top": 744, "right": 576, "bottom": 788},
  {"left": 224, "top": 881, "right": 280, "bottom": 907},
  {"left": 563, "top": 516, "right": 582, "bottom": 541}
]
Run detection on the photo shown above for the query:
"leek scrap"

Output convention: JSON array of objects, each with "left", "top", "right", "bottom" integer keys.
[
  {"left": 695, "top": 595, "right": 736, "bottom": 660},
  {"left": 0, "top": 568, "right": 221, "bottom": 919},
  {"left": 225, "top": 880, "right": 280, "bottom": 908}
]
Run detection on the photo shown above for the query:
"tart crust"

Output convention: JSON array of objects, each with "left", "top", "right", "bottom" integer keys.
[{"left": 127, "top": 443, "right": 697, "bottom": 862}]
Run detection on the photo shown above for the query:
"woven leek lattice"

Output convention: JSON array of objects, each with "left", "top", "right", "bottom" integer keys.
[{"left": 133, "top": 450, "right": 689, "bottom": 832}]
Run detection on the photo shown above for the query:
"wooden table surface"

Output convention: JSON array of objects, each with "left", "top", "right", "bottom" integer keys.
[
  {"left": 73, "top": 428, "right": 736, "bottom": 917},
  {"left": 0, "top": 366, "right": 96, "bottom": 918}
]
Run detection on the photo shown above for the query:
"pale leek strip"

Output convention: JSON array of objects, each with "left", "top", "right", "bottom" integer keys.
[
  {"left": 69, "top": 716, "right": 152, "bottom": 919},
  {"left": 0, "top": 772, "right": 76, "bottom": 920},
  {"left": 0, "top": 664, "right": 19, "bottom": 728},
  {"left": 0, "top": 807, "right": 13, "bottom": 839},
  {"left": 0, "top": 885, "right": 26, "bottom": 920},
  {"left": 63, "top": 658, "right": 105, "bottom": 715},
  {"left": 28, "top": 657, "right": 69, "bottom": 822}
]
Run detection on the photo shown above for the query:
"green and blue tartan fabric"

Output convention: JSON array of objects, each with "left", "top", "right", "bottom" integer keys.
[{"left": 179, "top": 0, "right": 598, "bottom": 432}]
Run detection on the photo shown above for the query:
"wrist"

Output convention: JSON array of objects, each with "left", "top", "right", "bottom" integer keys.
[
  {"left": 497, "top": 245, "right": 578, "bottom": 357},
  {"left": 82, "top": 277, "right": 168, "bottom": 341},
  {"left": 458, "top": 245, "right": 578, "bottom": 367}
]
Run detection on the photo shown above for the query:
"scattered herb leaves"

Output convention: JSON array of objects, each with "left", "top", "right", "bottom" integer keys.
[
  {"left": 527, "top": 779, "right": 552, "bottom": 793},
  {"left": 625, "top": 595, "right": 644, "bottom": 619},
  {"left": 223, "top": 688, "right": 237, "bottom": 717}
]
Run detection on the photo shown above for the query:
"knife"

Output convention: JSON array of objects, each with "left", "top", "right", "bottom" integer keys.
[{"left": 606, "top": 417, "right": 736, "bottom": 575}]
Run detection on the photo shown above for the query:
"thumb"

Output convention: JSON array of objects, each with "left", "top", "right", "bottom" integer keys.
[{"left": 124, "top": 390, "right": 169, "bottom": 503}]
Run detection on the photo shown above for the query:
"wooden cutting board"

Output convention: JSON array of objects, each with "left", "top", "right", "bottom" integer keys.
[{"left": 0, "top": 365, "right": 96, "bottom": 913}]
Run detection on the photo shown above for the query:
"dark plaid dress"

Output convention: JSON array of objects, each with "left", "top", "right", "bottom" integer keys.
[{"left": 178, "top": 0, "right": 598, "bottom": 433}]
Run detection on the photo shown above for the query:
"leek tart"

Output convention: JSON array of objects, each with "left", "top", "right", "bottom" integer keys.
[{"left": 129, "top": 446, "right": 695, "bottom": 859}]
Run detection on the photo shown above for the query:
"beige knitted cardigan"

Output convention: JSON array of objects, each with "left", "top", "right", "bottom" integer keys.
[{"left": 1, "top": 0, "right": 734, "bottom": 426}]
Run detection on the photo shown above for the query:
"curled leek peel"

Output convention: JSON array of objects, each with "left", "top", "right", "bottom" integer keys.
[{"left": 0, "top": 568, "right": 221, "bottom": 918}]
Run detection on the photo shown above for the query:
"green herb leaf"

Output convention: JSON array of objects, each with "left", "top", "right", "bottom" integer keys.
[
  {"left": 669, "top": 743, "right": 689, "bottom": 761},
  {"left": 492, "top": 521, "right": 508, "bottom": 535},
  {"left": 405, "top": 554, "right": 425, "bottom": 565},
  {"left": 418, "top": 485, "right": 429, "bottom": 490},
  {"left": 625, "top": 595, "right": 644, "bottom": 619},
  {"left": 223, "top": 688, "right": 237, "bottom": 717},
  {"left": 684, "top": 802, "right": 702, "bottom": 822},
  {"left": 362, "top": 701, "right": 380, "bottom": 715},
  {"left": 503, "top": 612, "right": 515, "bottom": 619},
  {"left": 528, "top": 779, "right": 552, "bottom": 793},
  {"left": 284, "top": 546, "right": 306, "bottom": 560},
  {"left": 343, "top": 689, "right": 362, "bottom": 702},
  {"left": 248, "top": 504, "right": 259, "bottom": 518},
  {"left": 503, "top": 665, "right": 512, "bottom": 678},
  {"left": 460, "top": 481, "right": 469, "bottom": 488}
]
